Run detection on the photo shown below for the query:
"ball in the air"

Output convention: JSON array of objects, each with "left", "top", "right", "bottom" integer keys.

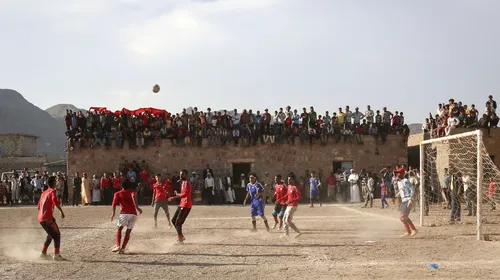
[{"left": 153, "top": 84, "right": 160, "bottom": 93}]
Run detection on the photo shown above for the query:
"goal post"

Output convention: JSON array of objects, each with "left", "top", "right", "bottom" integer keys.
[{"left": 419, "top": 129, "right": 485, "bottom": 240}]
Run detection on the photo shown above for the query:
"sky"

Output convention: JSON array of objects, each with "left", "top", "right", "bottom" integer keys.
[{"left": 1, "top": 0, "right": 499, "bottom": 123}]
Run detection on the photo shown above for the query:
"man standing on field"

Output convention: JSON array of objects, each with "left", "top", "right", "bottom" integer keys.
[
  {"left": 270, "top": 175, "right": 287, "bottom": 230},
  {"left": 111, "top": 179, "right": 143, "bottom": 254},
  {"left": 395, "top": 168, "right": 418, "bottom": 237},
  {"left": 279, "top": 173, "right": 302, "bottom": 238},
  {"left": 309, "top": 171, "right": 322, "bottom": 207},
  {"left": 152, "top": 174, "right": 172, "bottom": 228},
  {"left": 243, "top": 173, "right": 271, "bottom": 232},
  {"left": 168, "top": 170, "right": 193, "bottom": 244},
  {"left": 38, "top": 176, "right": 66, "bottom": 261}
]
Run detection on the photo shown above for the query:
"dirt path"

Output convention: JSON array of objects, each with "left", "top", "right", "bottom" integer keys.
[{"left": 1, "top": 203, "right": 499, "bottom": 279}]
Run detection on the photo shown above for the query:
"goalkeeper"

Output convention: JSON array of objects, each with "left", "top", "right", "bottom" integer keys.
[{"left": 395, "top": 168, "right": 418, "bottom": 237}]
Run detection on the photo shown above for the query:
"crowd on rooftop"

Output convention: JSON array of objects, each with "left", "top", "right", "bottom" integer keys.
[
  {"left": 64, "top": 105, "right": 411, "bottom": 150},
  {"left": 422, "top": 95, "right": 498, "bottom": 137}
]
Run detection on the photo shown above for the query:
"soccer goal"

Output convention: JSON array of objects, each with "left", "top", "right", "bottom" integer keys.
[{"left": 419, "top": 129, "right": 500, "bottom": 240}]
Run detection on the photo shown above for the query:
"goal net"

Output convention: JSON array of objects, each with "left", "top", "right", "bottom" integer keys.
[{"left": 419, "top": 130, "right": 500, "bottom": 240}]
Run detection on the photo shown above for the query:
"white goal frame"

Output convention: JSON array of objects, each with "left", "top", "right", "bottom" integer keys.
[{"left": 419, "top": 129, "right": 483, "bottom": 240}]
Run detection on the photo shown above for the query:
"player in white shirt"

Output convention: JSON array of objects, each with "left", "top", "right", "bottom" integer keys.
[{"left": 395, "top": 168, "right": 418, "bottom": 237}]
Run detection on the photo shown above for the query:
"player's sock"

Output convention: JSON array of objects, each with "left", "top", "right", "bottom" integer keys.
[
  {"left": 116, "top": 230, "right": 122, "bottom": 247},
  {"left": 122, "top": 233, "right": 131, "bottom": 249},
  {"left": 273, "top": 215, "right": 278, "bottom": 224},
  {"left": 279, "top": 219, "right": 283, "bottom": 229},
  {"left": 408, "top": 220, "right": 416, "bottom": 230},
  {"left": 403, "top": 223, "right": 411, "bottom": 233},
  {"left": 54, "top": 248, "right": 60, "bottom": 255},
  {"left": 42, "top": 245, "right": 48, "bottom": 254},
  {"left": 264, "top": 220, "right": 270, "bottom": 231}
]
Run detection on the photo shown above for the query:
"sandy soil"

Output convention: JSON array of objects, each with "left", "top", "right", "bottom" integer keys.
[{"left": 1, "top": 201, "right": 500, "bottom": 280}]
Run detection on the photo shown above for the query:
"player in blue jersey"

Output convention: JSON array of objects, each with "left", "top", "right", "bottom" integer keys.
[
  {"left": 309, "top": 171, "right": 322, "bottom": 207},
  {"left": 243, "top": 173, "right": 270, "bottom": 232}
]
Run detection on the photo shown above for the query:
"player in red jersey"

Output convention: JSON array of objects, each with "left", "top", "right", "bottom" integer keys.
[
  {"left": 151, "top": 174, "right": 172, "bottom": 228},
  {"left": 111, "top": 179, "right": 143, "bottom": 254},
  {"left": 270, "top": 175, "right": 287, "bottom": 230},
  {"left": 278, "top": 173, "right": 302, "bottom": 238},
  {"left": 38, "top": 176, "right": 66, "bottom": 261},
  {"left": 168, "top": 170, "right": 192, "bottom": 244}
]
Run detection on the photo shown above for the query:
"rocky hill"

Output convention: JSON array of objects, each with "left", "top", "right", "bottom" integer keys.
[
  {"left": 0, "top": 89, "right": 66, "bottom": 156},
  {"left": 408, "top": 123, "right": 422, "bottom": 135},
  {"left": 45, "top": 104, "right": 87, "bottom": 121}
]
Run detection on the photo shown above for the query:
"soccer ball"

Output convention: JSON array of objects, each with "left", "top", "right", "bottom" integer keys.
[{"left": 153, "top": 84, "right": 160, "bottom": 93}]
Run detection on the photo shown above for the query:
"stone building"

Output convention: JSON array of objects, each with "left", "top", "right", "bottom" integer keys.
[
  {"left": 408, "top": 128, "right": 500, "bottom": 169},
  {"left": 67, "top": 135, "right": 407, "bottom": 199},
  {"left": 0, "top": 133, "right": 46, "bottom": 171}
]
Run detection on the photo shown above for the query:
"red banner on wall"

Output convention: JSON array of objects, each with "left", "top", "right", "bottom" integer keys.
[{"left": 89, "top": 107, "right": 168, "bottom": 116}]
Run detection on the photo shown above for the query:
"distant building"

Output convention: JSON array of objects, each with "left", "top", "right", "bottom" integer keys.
[{"left": 0, "top": 133, "right": 46, "bottom": 172}]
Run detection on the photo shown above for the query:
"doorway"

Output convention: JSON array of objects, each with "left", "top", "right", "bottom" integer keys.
[
  {"left": 232, "top": 163, "right": 251, "bottom": 187},
  {"left": 332, "top": 161, "right": 354, "bottom": 172}
]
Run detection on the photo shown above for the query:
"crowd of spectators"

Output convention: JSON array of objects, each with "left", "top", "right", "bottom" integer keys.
[
  {"left": 0, "top": 169, "right": 68, "bottom": 205},
  {"left": 422, "top": 95, "right": 499, "bottom": 137},
  {"left": 65, "top": 159, "right": 419, "bottom": 209},
  {"left": 64, "top": 105, "right": 410, "bottom": 150}
]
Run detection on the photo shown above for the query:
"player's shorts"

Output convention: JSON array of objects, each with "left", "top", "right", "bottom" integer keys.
[
  {"left": 272, "top": 204, "right": 287, "bottom": 218},
  {"left": 153, "top": 201, "right": 169, "bottom": 217},
  {"left": 310, "top": 188, "right": 319, "bottom": 198},
  {"left": 400, "top": 201, "right": 412, "bottom": 217},
  {"left": 250, "top": 200, "right": 265, "bottom": 217},
  {"left": 118, "top": 214, "right": 137, "bottom": 229}
]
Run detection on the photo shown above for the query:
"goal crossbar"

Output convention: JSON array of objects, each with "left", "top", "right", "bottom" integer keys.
[{"left": 419, "top": 129, "right": 483, "bottom": 240}]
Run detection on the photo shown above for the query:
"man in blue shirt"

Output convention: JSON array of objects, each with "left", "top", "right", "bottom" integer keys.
[
  {"left": 127, "top": 170, "right": 137, "bottom": 183},
  {"left": 309, "top": 171, "right": 322, "bottom": 207},
  {"left": 243, "top": 173, "right": 270, "bottom": 232}
]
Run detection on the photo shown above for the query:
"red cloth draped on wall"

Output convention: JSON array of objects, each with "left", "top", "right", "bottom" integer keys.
[{"left": 89, "top": 107, "right": 168, "bottom": 116}]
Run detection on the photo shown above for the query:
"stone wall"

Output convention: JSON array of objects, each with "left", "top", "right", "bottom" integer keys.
[
  {"left": 67, "top": 136, "right": 407, "bottom": 198},
  {"left": 0, "top": 133, "right": 37, "bottom": 157},
  {"left": 21, "top": 134, "right": 37, "bottom": 156},
  {"left": 409, "top": 128, "right": 500, "bottom": 169}
]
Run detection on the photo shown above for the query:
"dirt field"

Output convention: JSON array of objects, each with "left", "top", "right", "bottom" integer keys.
[{"left": 1, "top": 201, "right": 500, "bottom": 280}]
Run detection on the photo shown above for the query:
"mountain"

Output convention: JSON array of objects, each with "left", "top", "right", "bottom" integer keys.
[
  {"left": 408, "top": 123, "right": 422, "bottom": 135},
  {"left": 45, "top": 104, "right": 87, "bottom": 121},
  {"left": 0, "top": 89, "right": 66, "bottom": 156}
]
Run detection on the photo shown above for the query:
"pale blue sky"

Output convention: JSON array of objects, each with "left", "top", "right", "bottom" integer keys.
[{"left": 1, "top": 0, "right": 499, "bottom": 123}]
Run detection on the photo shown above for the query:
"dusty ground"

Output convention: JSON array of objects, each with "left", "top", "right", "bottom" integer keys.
[{"left": 1, "top": 201, "right": 500, "bottom": 280}]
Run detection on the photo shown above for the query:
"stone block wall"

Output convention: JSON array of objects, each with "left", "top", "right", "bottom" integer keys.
[
  {"left": 409, "top": 128, "right": 500, "bottom": 170},
  {"left": 0, "top": 133, "right": 37, "bottom": 157},
  {"left": 67, "top": 135, "right": 407, "bottom": 198}
]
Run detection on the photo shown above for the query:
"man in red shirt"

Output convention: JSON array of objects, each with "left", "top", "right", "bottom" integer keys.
[
  {"left": 100, "top": 173, "right": 113, "bottom": 205},
  {"left": 151, "top": 174, "right": 172, "bottom": 228},
  {"left": 38, "top": 176, "right": 66, "bottom": 261},
  {"left": 278, "top": 173, "right": 302, "bottom": 238},
  {"left": 488, "top": 177, "right": 497, "bottom": 210},
  {"left": 168, "top": 170, "right": 192, "bottom": 243},
  {"left": 327, "top": 171, "right": 337, "bottom": 202},
  {"left": 139, "top": 168, "right": 150, "bottom": 205},
  {"left": 164, "top": 173, "right": 174, "bottom": 198},
  {"left": 111, "top": 179, "right": 143, "bottom": 254},
  {"left": 112, "top": 172, "right": 122, "bottom": 194},
  {"left": 270, "top": 175, "right": 287, "bottom": 230}
]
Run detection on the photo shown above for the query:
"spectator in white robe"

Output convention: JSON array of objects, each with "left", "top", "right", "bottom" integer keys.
[{"left": 348, "top": 169, "right": 361, "bottom": 202}]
